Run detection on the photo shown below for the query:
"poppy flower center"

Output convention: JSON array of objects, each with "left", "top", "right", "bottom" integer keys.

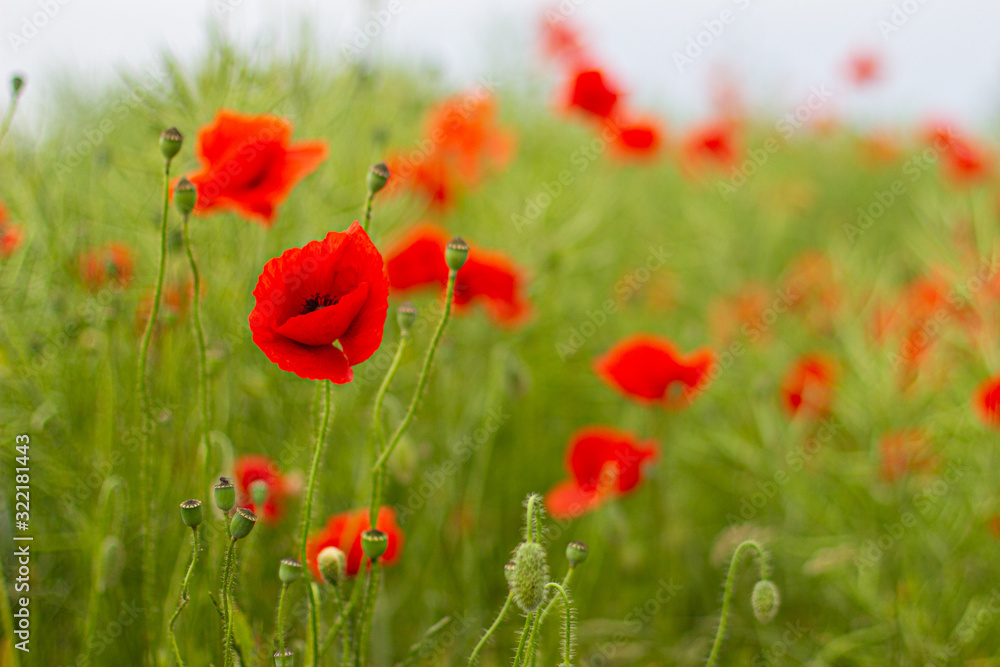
[{"left": 302, "top": 292, "right": 341, "bottom": 314}]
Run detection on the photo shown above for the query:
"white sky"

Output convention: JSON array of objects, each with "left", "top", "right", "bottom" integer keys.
[{"left": 2, "top": 0, "right": 1000, "bottom": 134}]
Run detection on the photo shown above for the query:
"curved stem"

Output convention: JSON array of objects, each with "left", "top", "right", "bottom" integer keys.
[
  {"left": 544, "top": 583, "right": 574, "bottom": 665},
  {"left": 467, "top": 592, "right": 514, "bottom": 666},
  {"left": 361, "top": 192, "right": 375, "bottom": 234},
  {"left": 222, "top": 540, "right": 237, "bottom": 667},
  {"left": 705, "top": 540, "right": 767, "bottom": 667},
  {"left": 372, "top": 272, "right": 456, "bottom": 473},
  {"left": 356, "top": 560, "right": 381, "bottom": 667},
  {"left": 168, "top": 527, "right": 200, "bottom": 666},
  {"left": 275, "top": 582, "right": 289, "bottom": 659},
  {"left": 138, "top": 156, "right": 172, "bottom": 665},
  {"left": 300, "top": 380, "right": 332, "bottom": 667},
  {"left": 368, "top": 335, "right": 408, "bottom": 527},
  {"left": 512, "top": 612, "right": 535, "bottom": 667},
  {"left": 182, "top": 214, "right": 212, "bottom": 484},
  {"left": 537, "top": 568, "right": 573, "bottom": 627}
]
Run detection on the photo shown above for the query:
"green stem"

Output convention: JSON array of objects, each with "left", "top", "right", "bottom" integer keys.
[
  {"left": 168, "top": 527, "right": 200, "bottom": 666},
  {"left": 368, "top": 335, "right": 409, "bottom": 528},
  {"left": 525, "top": 495, "right": 540, "bottom": 544},
  {"left": 137, "top": 155, "right": 172, "bottom": 666},
  {"left": 705, "top": 540, "right": 768, "bottom": 667},
  {"left": 319, "top": 586, "right": 347, "bottom": 661},
  {"left": 300, "top": 380, "right": 332, "bottom": 667},
  {"left": 543, "top": 583, "right": 574, "bottom": 665},
  {"left": 355, "top": 560, "right": 381, "bottom": 667},
  {"left": 222, "top": 539, "right": 238, "bottom": 667},
  {"left": 467, "top": 592, "right": 514, "bottom": 666},
  {"left": 537, "top": 568, "right": 573, "bottom": 627},
  {"left": 0, "top": 89, "right": 21, "bottom": 149},
  {"left": 361, "top": 192, "right": 374, "bottom": 233},
  {"left": 512, "top": 612, "right": 535, "bottom": 667},
  {"left": 342, "top": 576, "right": 365, "bottom": 667},
  {"left": 182, "top": 213, "right": 212, "bottom": 484},
  {"left": 276, "top": 582, "right": 289, "bottom": 659}
]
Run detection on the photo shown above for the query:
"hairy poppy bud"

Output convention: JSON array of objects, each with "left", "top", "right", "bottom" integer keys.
[
  {"left": 174, "top": 177, "right": 197, "bottom": 217},
  {"left": 11, "top": 74, "right": 25, "bottom": 96},
  {"left": 160, "top": 127, "right": 183, "bottom": 161},
  {"left": 230, "top": 507, "right": 257, "bottom": 540},
  {"left": 397, "top": 301, "right": 416, "bottom": 334},
  {"left": 179, "top": 499, "right": 203, "bottom": 528},
  {"left": 279, "top": 557, "right": 302, "bottom": 584},
  {"left": 751, "top": 580, "right": 779, "bottom": 624},
  {"left": 318, "top": 546, "right": 346, "bottom": 586},
  {"left": 511, "top": 542, "right": 549, "bottom": 612},
  {"left": 361, "top": 529, "right": 388, "bottom": 561},
  {"left": 273, "top": 648, "right": 294, "bottom": 666},
  {"left": 249, "top": 479, "right": 269, "bottom": 507},
  {"left": 504, "top": 561, "right": 516, "bottom": 588},
  {"left": 445, "top": 237, "right": 469, "bottom": 272},
  {"left": 214, "top": 477, "right": 236, "bottom": 512},
  {"left": 367, "top": 162, "right": 390, "bottom": 195},
  {"left": 566, "top": 540, "right": 588, "bottom": 567}
]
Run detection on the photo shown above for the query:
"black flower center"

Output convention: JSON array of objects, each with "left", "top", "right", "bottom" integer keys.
[{"left": 301, "top": 292, "right": 340, "bottom": 314}]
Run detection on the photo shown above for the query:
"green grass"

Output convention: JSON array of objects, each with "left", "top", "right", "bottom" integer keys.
[{"left": 1, "top": 33, "right": 1000, "bottom": 666}]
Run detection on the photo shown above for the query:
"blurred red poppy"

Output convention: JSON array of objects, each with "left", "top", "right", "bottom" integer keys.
[
  {"left": 682, "top": 120, "right": 739, "bottom": 171},
  {"left": 305, "top": 507, "right": 404, "bottom": 580},
  {"left": 974, "top": 374, "right": 1000, "bottom": 428},
  {"left": 134, "top": 278, "right": 199, "bottom": 333},
  {"left": 846, "top": 52, "right": 881, "bottom": 86},
  {"left": 540, "top": 16, "right": 586, "bottom": 64},
  {"left": 233, "top": 454, "right": 290, "bottom": 524},
  {"left": 781, "top": 354, "right": 837, "bottom": 418},
  {"left": 384, "top": 225, "right": 531, "bottom": 325},
  {"left": 185, "top": 109, "right": 328, "bottom": 226},
  {"left": 564, "top": 68, "right": 620, "bottom": 120},
  {"left": 0, "top": 201, "right": 24, "bottom": 258},
  {"left": 612, "top": 117, "right": 664, "bottom": 158},
  {"left": 879, "top": 430, "right": 937, "bottom": 482},
  {"left": 594, "top": 334, "right": 715, "bottom": 408},
  {"left": 546, "top": 426, "right": 658, "bottom": 520},
  {"left": 78, "top": 242, "right": 135, "bottom": 291},
  {"left": 248, "top": 223, "right": 389, "bottom": 383}
]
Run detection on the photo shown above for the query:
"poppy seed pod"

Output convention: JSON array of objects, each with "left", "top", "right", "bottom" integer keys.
[
  {"left": 174, "top": 177, "right": 197, "bottom": 217},
  {"left": 511, "top": 541, "right": 549, "bottom": 612},
  {"left": 318, "top": 546, "right": 346, "bottom": 586},
  {"left": 566, "top": 540, "right": 589, "bottom": 567},
  {"left": 179, "top": 499, "right": 203, "bottom": 528},
  {"left": 214, "top": 477, "right": 236, "bottom": 512},
  {"left": 361, "top": 529, "right": 388, "bottom": 561},
  {"left": 278, "top": 557, "right": 302, "bottom": 584},
  {"left": 273, "top": 648, "right": 294, "bottom": 667},
  {"left": 445, "top": 237, "right": 469, "bottom": 272},
  {"left": 396, "top": 301, "right": 417, "bottom": 334},
  {"left": 249, "top": 479, "right": 269, "bottom": 507},
  {"left": 11, "top": 75, "right": 25, "bottom": 95},
  {"left": 367, "top": 162, "right": 390, "bottom": 194},
  {"left": 160, "top": 127, "right": 183, "bottom": 161},
  {"left": 230, "top": 507, "right": 257, "bottom": 540},
  {"left": 751, "top": 580, "right": 780, "bottom": 624}
]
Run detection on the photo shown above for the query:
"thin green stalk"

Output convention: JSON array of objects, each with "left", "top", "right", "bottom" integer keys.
[
  {"left": 537, "top": 568, "right": 573, "bottom": 626},
  {"left": 0, "top": 87, "right": 22, "bottom": 149},
  {"left": 319, "top": 586, "right": 347, "bottom": 661},
  {"left": 181, "top": 214, "right": 211, "bottom": 484},
  {"left": 168, "top": 527, "right": 200, "bottom": 666},
  {"left": 361, "top": 192, "right": 375, "bottom": 233},
  {"left": 276, "top": 582, "right": 290, "bottom": 659},
  {"left": 137, "top": 155, "right": 173, "bottom": 665},
  {"left": 468, "top": 592, "right": 514, "bottom": 666},
  {"left": 543, "top": 583, "right": 574, "bottom": 665},
  {"left": 368, "top": 335, "right": 409, "bottom": 527},
  {"left": 705, "top": 540, "right": 768, "bottom": 667},
  {"left": 512, "top": 612, "right": 535, "bottom": 667},
  {"left": 342, "top": 575, "right": 366, "bottom": 667},
  {"left": 300, "top": 380, "right": 332, "bottom": 667},
  {"left": 222, "top": 540, "right": 237, "bottom": 667},
  {"left": 355, "top": 560, "right": 381, "bottom": 667}
]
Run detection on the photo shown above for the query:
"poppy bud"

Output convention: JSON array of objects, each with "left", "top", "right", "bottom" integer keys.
[
  {"left": 445, "top": 237, "right": 469, "bottom": 272},
  {"left": 11, "top": 74, "right": 25, "bottom": 96},
  {"left": 273, "top": 648, "right": 294, "bottom": 667},
  {"left": 318, "top": 546, "right": 346, "bottom": 586},
  {"left": 179, "top": 499, "right": 203, "bottom": 528},
  {"left": 367, "top": 162, "right": 390, "bottom": 195},
  {"left": 566, "top": 540, "right": 588, "bottom": 567},
  {"left": 361, "top": 529, "right": 388, "bottom": 561},
  {"left": 230, "top": 507, "right": 257, "bottom": 540},
  {"left": 397, "top": 301, "right": 416, "bottom": 334},
  {"left": 174, "top": 177, "right": 197, "bottom": 217},
  {"left": 249, "top": 479, "right": 269, "bottom": 507},
  {"left": 160, "top": 127, "right": 183, "bottom": 161},
  {"left": 511, "top": 541, "right": 549, "bottom": 612},
  {"left": 504, "top": 561, "right": 516, "bottom": 588},
  {"left": 214, "top": 477, "right": 236, "bottom": 512},
  {"left": 751, "top": 580, "right": 779, "bottom": 624},
  {"left": 279, "top": 557, "right": 302, "bottom": 584}
]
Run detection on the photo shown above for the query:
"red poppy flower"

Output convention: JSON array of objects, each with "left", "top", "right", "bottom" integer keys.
[
  {"left": 594, "top": 334, "right": 715, "bottom": 408},
  {"left": 248, "top": 223, "right": 389, "bottom": 383},
  {"left": 134, "top": 278, "right": 199, "bottom": 333},
  {"left": 564, "top": 68, "right": 620, "bottom": 120},
  {"left": 78, "top": 242, "right": 135, "bottom": 291},
  {"left": 545, "top": 426, "right": 658, "bottom": 520},
  {"left": 943, "top": 137, "right": 992, "bottom": 184},
  {"left": 540, "top": 16, "right": 586, "bottom": 64},
  {"left": 0, "top": 201, "right": 24, "bottom": 258},
  {"left": 233, "top": 454, "right": 290, "bottom": 524},
  {"left": 974, "top": 374, "right": 1000, "bottom": 428},
  {"left": 879, "top": 430, "right": 937, "bottom": 482},
  {"left": 185, "top": 109, "right": 328, "bottom": 226},
  {"left": 846, "top": 52, "right": 881, "bottom": 86},
  {"left": 612, "top": 117, "right": 664, "bottom": 159},
  {"left": 305, "top": 507, "right": 404, "bottom": 580},
  {"left": 385, "top": 151, "right": 456, "bottom": 209},
  {"left": 780, "top": 354, "right": 837, "bottom": 418},
  {"left": 384, "top": 225, "right": 531, "bottom": 325},
  {"left": 682, "top": 120, "right": 739, "bottom": 171}
]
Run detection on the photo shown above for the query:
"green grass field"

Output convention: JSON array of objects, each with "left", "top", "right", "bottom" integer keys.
[{"left": 2, "top": 33, "right": 1000, "bottom": 667}]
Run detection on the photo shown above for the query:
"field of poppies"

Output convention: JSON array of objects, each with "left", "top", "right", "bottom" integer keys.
[{"left": 2, "top": 16, "right": 1000, "bottom": 667}]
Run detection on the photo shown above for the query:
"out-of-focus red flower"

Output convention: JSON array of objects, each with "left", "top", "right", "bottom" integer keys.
[
  {"left": 682, "top": 120, "right": 739, "bottom": 171},
  {"left": 974, "top": 374, "right": 1000, "bottom": 429},
  {"left": 846, "top": 52, "right": 881, "bottom": 86},
  {"left": 233, "top": 454, "right": 290, "bottom": 524},
  {"left": 925, "top": 122, "right": 993, "bottom": 185},
  {"left": 0, "top": 201, "right": 24, "bottom": 258},
  {"left": 858, "top": 132, "right": 900, "bottom": 165},
  {"left": 78, "top": 242, "right": 135, "bottom": 291},
  {"left": 306, "top": 507, "right": 403, "bottom": 580},
  {"left": 709, "top": 283, "right": 773, "bottom": 344},
  {"left": 384, "top": 225, "right": 531, "bottom": 326},
  {"left": 783, "top": 252, "right": 839, "bottom": 331},
  {"left": 879, "top": 430, "right": 937, "bottom": 482},
  {"left": 385, "top": 151, "right": 456, "bottom": 209},
  {"left": 594, "top": 334, "right": 715, "bottom": 408},
  {"left": 184, "top": 109, "right": 328, "bottom": 226},
  {"left": 780, "top": 354, "right": 837, "bottom": 418},
  {"left": 248, "top": 223, "right": 389, "bottom": 383},
  {"left": 545, "top": 426, "right": 658, "bottom": 520},
  {"left": 134, "top": 278, "right": 199, "bottom": 333},
  {"left": 564, "top": 68, "right": 620, "bottom": 120},
  {"left": 612, "top": 117, "right": 664, "bottom": 159},
  {"left": 540, "top": 15, "right": 586, "bottom": 64}
]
